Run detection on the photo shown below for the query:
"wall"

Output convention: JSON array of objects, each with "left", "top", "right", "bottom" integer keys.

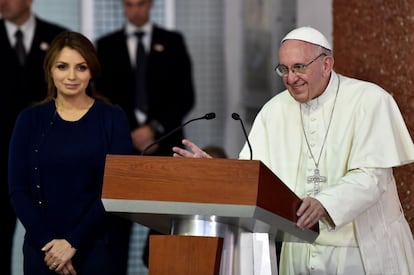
[
  {"left": 297, "top": 0, "right": 332, "bottom": 45},
  {"left": 224, "top": 0, "right": 297, "bottom": 158}
]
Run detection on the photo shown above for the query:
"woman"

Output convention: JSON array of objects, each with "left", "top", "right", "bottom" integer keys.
[{"left": 8, "top": 31, "right": 133, "bottom": 275}]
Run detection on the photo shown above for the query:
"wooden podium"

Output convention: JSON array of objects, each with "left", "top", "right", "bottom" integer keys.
[{"left": 102, "top": 155, "right": 319, "bottom": 275}]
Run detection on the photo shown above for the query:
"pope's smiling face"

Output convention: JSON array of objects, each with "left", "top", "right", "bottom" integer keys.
[{"left": 278, "top": 39, "right": 333, "bottom": 103}]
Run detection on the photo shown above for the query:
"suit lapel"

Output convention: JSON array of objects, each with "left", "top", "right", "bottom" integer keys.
[{"left": 0, "top": 20, "right": 13, "bottom": 50}]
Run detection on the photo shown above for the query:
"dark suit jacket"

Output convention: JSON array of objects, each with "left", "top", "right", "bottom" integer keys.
[
  {"left": 1, "top": 19, "right": 67, "bottom": 194},
  {"left": 96, "top": 25, "right": 195, "bottom": 156},
  {"left": 1, "top": 17, "right": 67, "bottom": 167}
]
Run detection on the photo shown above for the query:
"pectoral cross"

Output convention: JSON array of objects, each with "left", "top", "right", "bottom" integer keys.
[{"left": 307, "top": 168, "right": 326, "bottom": 194}]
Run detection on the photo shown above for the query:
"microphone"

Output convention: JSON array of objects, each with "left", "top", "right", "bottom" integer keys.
[
  {"left": 231, "top": 112, "right": 253, "bottom": 160},
  {"left": 141, "top": 112, "right": 216, "bottom": 155}
]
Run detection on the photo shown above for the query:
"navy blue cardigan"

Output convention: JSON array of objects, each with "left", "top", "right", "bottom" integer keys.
[{"left": 8, "top": 100, "right": 133, "bottom": 250}]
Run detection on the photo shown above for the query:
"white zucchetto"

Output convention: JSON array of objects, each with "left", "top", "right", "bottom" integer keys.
[{"left": 281, "top": 26, "right": 332, "bottom": 51}]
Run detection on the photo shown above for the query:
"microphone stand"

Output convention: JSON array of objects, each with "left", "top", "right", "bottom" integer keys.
[
  {"left": 141, "top": 112, "right": 216, "bottom": 155},
  {"left": 232, "top": 112, "right": 253, "bottom": 160}
]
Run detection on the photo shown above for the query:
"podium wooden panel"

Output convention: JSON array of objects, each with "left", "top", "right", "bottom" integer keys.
[
  {"left": 149, "top": 235, "right": 223, "bottom": 275},
  {"left": 102, "top": 154, "right": 319, "bottom": 274}
]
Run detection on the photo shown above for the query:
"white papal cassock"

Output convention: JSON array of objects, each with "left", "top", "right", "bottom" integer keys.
[{"left": 239, "top": 71, "right": 414, "bottom": 275}]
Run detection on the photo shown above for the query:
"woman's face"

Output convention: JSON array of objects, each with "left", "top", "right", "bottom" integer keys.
[{"left": 51, "top": 47, "right": 91, "bottom": 98}]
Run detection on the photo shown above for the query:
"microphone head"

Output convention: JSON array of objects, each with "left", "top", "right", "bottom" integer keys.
[
  {"left": 204, "top": 112, "right": 216, "bottom": 120},
  {"left": 231, "top": 112, "right": 240, "bottom": 120}
]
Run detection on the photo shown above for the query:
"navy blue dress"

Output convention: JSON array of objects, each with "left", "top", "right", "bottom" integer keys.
[{"left": 8, "top": 100, "right": 134, "bottom": 275}]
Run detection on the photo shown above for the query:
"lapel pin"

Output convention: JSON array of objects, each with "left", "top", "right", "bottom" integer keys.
[
  {"left": 40, "top": 42, "right": 49, "bottom": 51},
  {"left": 154, "top": 44, "right": 164, "bottom": 52}
]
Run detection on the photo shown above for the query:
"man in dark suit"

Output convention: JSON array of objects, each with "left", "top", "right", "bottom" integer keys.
[
  {"left": 0, "top": 0, "right": 67, "bottom": 274},
  {"left": 95, "top": 0, "right": 195, "bottom": 270},
  {"left": 96, "top": 0, "right": 195, "bottom": 156}
]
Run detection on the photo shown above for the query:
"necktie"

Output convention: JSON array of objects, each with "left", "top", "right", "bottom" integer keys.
[
  {"left": 15, "top": 29, "right": 26, "bottom": 66},
  {"left": 135, "top": 31, "right": 148, "bottom": 113}
]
